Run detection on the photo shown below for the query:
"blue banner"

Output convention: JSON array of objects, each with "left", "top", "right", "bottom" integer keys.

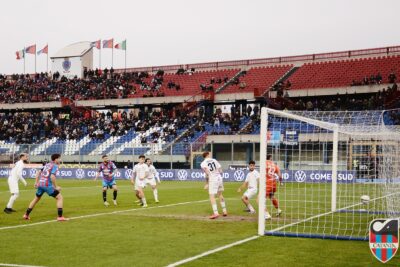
[
  {"left": 283, "top": 130, "right": 298, "bottom": 145},
  {"left": 0, "top": 168, "right": 356, "bottom": 183}
]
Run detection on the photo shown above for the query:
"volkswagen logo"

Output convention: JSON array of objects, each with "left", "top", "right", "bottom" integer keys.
[
  {"left": 125, "top": 169, "right": 133, "bottom": 179},
  {"left": 294, "top": 170, "right": 307, "bottom": 182},
  {"left": 75, "top": 168, "right": 85, "bottom": 179},
  {"left": 234, "top": 170, "right": 245, "bottom": 182},
  {"left": 177, "top": 170, "right": 188, "bottom": 181},
  {"left": 29, "top": 169, "right": 37, "bottom": 178}
]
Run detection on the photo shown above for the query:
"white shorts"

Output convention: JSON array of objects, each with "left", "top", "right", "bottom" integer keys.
[
  {"left": 243, "top": 188, "right": 257, "bottom": 199},
  {"left": 8, "top": 178, "right": 19, "bottom": 194},
  {"left": 209, "top": 178, "right": 224, "bottom": 195},
  {"left": 135, "top": 179, "right": 146, "bottom": 190},
  {"left": 145, "top": 178, "right": 157, "bottom": 187}
]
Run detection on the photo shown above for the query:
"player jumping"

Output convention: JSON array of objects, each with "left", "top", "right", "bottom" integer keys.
[
  {"left": 201, "top": 151, "right": 227, "bottom": 219},
  {"left": 145, "top": 158, "right": 160, "bottom": 203},
  {"left": 237, "top": 160, "right": 259, "bottom": 214},
  {"left": 23, "top": 153, "right": 68, "bottom": 221},
  {"left": 94, "top": 155, "right": 118, "bottom": 207},
  {"left": 265, "top": 154, "right": 282, "bottom": 220},
  {"left": 4, "top": 153, "right": 28, "bottom": 214},
  {"left": 131, "top": 155, "right": 149, "bottom": 208}
]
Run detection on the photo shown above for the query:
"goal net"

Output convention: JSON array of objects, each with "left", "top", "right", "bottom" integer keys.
[{"left": 258, "top": 108, "right": 400, "bottom": 240}]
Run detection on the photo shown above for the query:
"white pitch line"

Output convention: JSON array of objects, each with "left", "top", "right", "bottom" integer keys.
[
  {"left": 0, "top": 199, "right": 208, "bottom": 231},
  {"left": 0, "top": 264, "right": 46, "bottom": 267},
  {"left": 166, "top": 235, "right": 260, "bottom": 267},
  {"left": 268, "top": 191, "right": 400, "bottom": 233},
  {"left": 0, "top": 185, "right": 106, "bottom": 194},
  {"left": 166, "top": 191, "right": 400, "bottom": 266}
]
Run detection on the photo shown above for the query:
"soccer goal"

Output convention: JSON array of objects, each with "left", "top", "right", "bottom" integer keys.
[{"left": 258, "top": 108, "right": 400, "bottom": 241}]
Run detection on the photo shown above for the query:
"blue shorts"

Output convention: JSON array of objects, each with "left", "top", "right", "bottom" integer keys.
[
  {"left": 102, "top": 179, "right": 116, "bottom": 189},
  {"left": 36, "top": 186, "right": 59, "bottom": 198}
]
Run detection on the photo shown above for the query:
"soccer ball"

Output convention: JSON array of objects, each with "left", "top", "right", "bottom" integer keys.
[{"left": 360, "top": 195, "right": 370, "bottom": 204}]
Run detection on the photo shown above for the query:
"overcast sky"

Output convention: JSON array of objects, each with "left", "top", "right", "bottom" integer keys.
[{"left": 1, "top": 0, "right": 400, "bottom": 74}]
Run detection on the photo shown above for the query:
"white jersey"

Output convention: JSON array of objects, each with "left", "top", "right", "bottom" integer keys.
[
  {"left": 245, "top": 170, "right": 259, "bottom": 190},
  {"left": 133, "top": 163, "right": 149, "bottom": 180},
  {"left": 9, "top": 160, "right": 25, "bottom": 183},
  {"left": 147, "top": 165, "right": 159, "bottom": 180},
  {"left": 201, "top": 158, "right": 222, "bottom": 181}
]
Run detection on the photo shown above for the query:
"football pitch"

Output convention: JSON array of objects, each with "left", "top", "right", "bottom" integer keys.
[{"left": 0, "top": 179, "right": 398, "bottom": 267}]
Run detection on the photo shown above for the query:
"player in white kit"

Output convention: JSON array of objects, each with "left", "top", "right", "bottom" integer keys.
[
  {"left": 131, "top": 155, "right": 149, "bottom": 207},
  {"left": 145, "top": 158, "right": 160, "bottom": 203},
  {"left": 200, "top": 151, "right": 227, "bottom": 219},
  {"left": 237, "top": 160, "right": 259, "bottom": 214},
  {"left": 4, "top": 153, "right": 28, "bottom": 214}
]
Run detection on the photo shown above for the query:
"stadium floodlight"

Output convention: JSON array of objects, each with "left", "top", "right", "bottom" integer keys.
[{"left": 258, "top": 107, "right": 400, "bottom": 240}]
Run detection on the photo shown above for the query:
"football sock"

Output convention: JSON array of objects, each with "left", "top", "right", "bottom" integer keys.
[
  {"left": 153, "top": 189, "right": 158, "bottom": 201},
  {"left": 26, "top": 208, "right": 33, "bottom": 215},
  {"left": 113, "top": 190, "right": 117, "bottom": 200},
  {"left": 220, "top": 201, "right": 227, "bottom": 213},
  {"left": 103, "top": 191, "right": 107, "bottom": 202},
  {"left": 272, "top": 199, "right": 279, "bottom": 209},
  {"left": 6, "top": 194, "right": 18, "bottom": 209},
  {"left": 212, "top": 204, "right": 218, "bottom": 214},
  {"left": 142, "top": 197, "right": 147, "bottom": 205},
  {"left": 58, "top": 208, "right": 63, "bottom": 217},
  {"left": 247, "top": 204, "right": 255, "bottom": 212}
]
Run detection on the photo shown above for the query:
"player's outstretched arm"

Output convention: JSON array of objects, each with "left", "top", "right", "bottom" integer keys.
[
  {"left": 155, "top": 169, "right": 161, "bottom": 183},
  {"left": 237, "top": 181, "right": 248, "bottom": 193},
  {"left": 20, "top": 176, "right": 28, "bottom": 186},
  {"left": 17, "top": 163, "right": 27, "bottom": 186},
  {"left": 202, "top": 168, "right": 210, "bottom": 189},
  {"left": 51, "top": 174, "right": 60, "bottom": 190},
  {"left": 34, "top": 170, "right": 41, "bottom": 188},
  {"left": 94, "top": 172, "right": 100, "bottom": 181},
  {"left": 130, "top": 172, "right": 135, "bottom": 185},
  {"left": 277, "top": 169, "right": 283, "bottom": 185}
]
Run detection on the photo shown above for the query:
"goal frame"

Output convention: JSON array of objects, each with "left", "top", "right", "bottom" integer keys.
[{"left": 258, "top": 107, "right": 340, "bottom": 236}]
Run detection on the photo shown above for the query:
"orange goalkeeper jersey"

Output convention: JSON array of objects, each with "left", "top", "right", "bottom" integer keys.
[{"left": 266, "top": 160, "right": 280, "bottom": 188}]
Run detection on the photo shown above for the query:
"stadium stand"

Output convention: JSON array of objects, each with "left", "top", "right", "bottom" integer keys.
[
  {"left": 221, "top": 65, "right": 293, "bottom": 94},
  {"left": 1, "top": 45, "right": 400, "bottom": 160},
  {"left": 289, "top": 55, "right": 399, "bottom": 89}
]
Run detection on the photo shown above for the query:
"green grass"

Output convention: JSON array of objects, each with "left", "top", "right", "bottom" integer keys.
[{"left": 0, "top": 179, "right": 398, "bottom": 266}]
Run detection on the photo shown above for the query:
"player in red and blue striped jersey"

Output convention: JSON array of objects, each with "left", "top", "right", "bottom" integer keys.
[
  {"left": 94, "top": 155, "right": 118, "bottom": 207},
  {"left": 23, "top": 154, "right": 68, "bottom": 221}
]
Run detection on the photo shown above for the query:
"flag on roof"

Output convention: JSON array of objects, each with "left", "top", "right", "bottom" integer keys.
[
  {"left": 114, "top": 40, "right": 126, "bottom": 50},
  {"left": 37, "top": 44, "right": 48, "bottom": 55},
  {"left": 90, "top": 40, "right": 101, "bottom": 49},
  {"left": 102, "top": 39, "right": 113, "bottom": 49},
  {"left": 25, "top": 44, "right": 36, "bottom": 54},
  {"left": 16, "top": 49, "right": 25, "bottom": 60}
]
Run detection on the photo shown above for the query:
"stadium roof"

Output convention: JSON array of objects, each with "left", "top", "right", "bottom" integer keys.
[{"left": 51, "top": 41, "right": 92, "bottom": 59}]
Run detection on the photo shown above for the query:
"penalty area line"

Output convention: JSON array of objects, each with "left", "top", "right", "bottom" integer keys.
[
  {"left": 0, "top": 199, "right": 208, "bottom": 231},
  {"left": 0, "top": 264, "right": 47, "bottom": 267},
  {"left": 166, "top": 235, "right": 260, "bottom": 267}
]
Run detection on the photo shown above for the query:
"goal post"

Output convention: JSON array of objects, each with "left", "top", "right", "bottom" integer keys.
[{"left": 258, "top": 107, "right": 400, "bottom": 240}]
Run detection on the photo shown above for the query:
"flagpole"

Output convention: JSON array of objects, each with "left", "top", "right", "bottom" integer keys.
[
  {"left": 125, "top": 40, "right": 127, "bottom": 72},
  {"left": 99, "top": 40, "right": 101, "bottom": 70},
  {"left": 35, "top": 46, "right": 37, "bottom": 74},
  {"left": 46, "top": 44, "right": 48, "bottom": 73},
  {"left": 112, "top": 45, "right": 114, "bottom": 68},
  {"left": 23, "top": 47, "right": 26, "bottom": 74}
]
